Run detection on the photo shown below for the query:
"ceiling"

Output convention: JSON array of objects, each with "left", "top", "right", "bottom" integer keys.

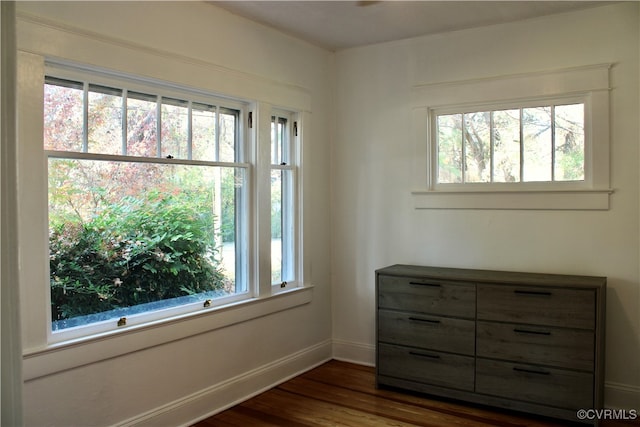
[{"left": 211, "top": 1, "right": 612, "bottom": 51}]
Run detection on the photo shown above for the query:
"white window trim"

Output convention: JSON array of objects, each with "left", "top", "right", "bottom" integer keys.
[
  {"left": 44, "top": 64, "right": 258, "bottom": 343},
  {"left": 270, "top": 110, "right": 300, "bottom": 292},
  {"left": 411, "top": 63, "right": 613, "bottom": 210},
  {"left": 18, "top": 42, "right": 312, "bottom": 380}
]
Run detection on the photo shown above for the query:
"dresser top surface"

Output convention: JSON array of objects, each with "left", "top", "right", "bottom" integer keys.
[{"left": 376, "top": 264, "right": 606, "bottom": 289}]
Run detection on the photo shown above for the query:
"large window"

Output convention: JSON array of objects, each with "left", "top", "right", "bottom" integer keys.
[{"left": 43, "top": 69, "right": 284, "bottom": 339}]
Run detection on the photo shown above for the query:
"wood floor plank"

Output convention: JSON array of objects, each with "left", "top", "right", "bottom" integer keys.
[
  {"left": 192, "top": 360, "right": 640, "bottom": 427},
  {"left": 231, "top": 405, "right": 311, "bottom": 427},
  {"left": 196, "top": 410, "right": 258, "bottom": 427},
  {"left": 297, "top": 362, "right": 565, "bottom": 427},
  {"left": 279, "top": 376, "right": 497, "bottom": 427},
  {"left": 241, "top": 388, "right": 418, "bottom": 427}
]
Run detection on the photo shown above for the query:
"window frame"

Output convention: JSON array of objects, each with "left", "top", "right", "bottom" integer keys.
[
  {"left": 24, "top": 59, "right": 309, "bottom": 348},
  {"left": 43, "top": 65, "right": 254, "bottom": 342},
  {"left": 270, "top": 111, "right": 299, "bottom": 291},
  {"left": 411, "top": 63, "right": 613, "bottom": 210},
  {"left": 429, "top": 94, "right": 590, "bottom": 191}
]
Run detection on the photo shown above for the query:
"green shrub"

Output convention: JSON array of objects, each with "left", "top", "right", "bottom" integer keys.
[{"left": 50, "top": 190, "right": 227, "bottom": 322}]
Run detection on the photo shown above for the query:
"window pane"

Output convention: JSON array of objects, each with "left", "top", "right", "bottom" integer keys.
[
  {"left": 192, "top": 103, "right": 216, "bottom": 161},
  {"left": 492, "top": 109, "right": 521, "bottom": 182},
  {"left": 44, "top": 82, "right": 84, "bottom": 152},
  {"left": 48, "top": 158, "right": 246, "bottom": 330},
  {"left": 522, "top": 107, "right": 552, "bottom": 182},
  {"left": 161, "top": 98, "right": 189, "bottom": 159},
  {"left": 127, "top": 92, "right": 157, "bottom": 157},
  {"left": 437, "top": 114, "right": 463, "bottom": 183},
  {"left": 271, "top": 169, "right": 294, "bottom": 284},
  {"left": 464, "top": 112, "right": 491, "bottom": 183},
  {"left": 217, "top": 167, "right": 247, "bottom": 293},
  {"left": 219, "top": 109, "right": 238, "bottom": 163},
  {"left": 271, "top": 169, "right": 283, "bottom": 283},
  {"left": 271, "top": 117, "right": 287, "bottom": 165},
  {"left": 88, "top": 85, "right": 123, "bottom": 155},
  {"left": 554, "top": 104, "right": 585, "bottom": 181}
]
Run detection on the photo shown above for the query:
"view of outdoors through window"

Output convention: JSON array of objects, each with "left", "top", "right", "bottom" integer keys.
[
  {"left": 271, "top": 115, "right": 295, "bottom": 285},
  {"left": 45, "top": 77, "right": 247, "bottom": 330},
  {"left": 437, "top": 103, "right": 585, "bottom": 184}
]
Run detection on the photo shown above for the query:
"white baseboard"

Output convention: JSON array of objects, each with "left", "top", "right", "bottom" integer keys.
[
  {"left": 332, "top": 338, "right": 375, "bottom": 366},
  {"left": 605, "top": 381, "right": 640, "bottom": 410},
  {"left": 116, "top": 339, "right": 332, "bottom": 427}
]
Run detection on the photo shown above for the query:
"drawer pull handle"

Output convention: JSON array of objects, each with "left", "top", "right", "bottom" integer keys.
[
  {"left": 409, "top": 317, "right": 441, "bottom": 324},
  {"left": 409, "top": 351, "right": 440, "bottom": 359},
  {"left": 513, "top": 328, "right": 551, "bottom": 336},
  {"left": 409, "top": 281, "right": 441, "bottom": 287},
  {"left": 514, "top": 290, "right": 552, "bottom": 296},
  {"left": 513, "top": 367, "right": 550, "bottom": 376}
]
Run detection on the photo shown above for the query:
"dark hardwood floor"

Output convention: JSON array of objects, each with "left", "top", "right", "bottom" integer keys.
[{"left": 192, "top": 360, "right": 639, "bottom": 427}]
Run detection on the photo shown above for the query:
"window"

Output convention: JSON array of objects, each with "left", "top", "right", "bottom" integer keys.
[
  {"left": 42, "top": 67, "right": 301, "bottom": 341},
  {"left": 434, "top": 100, "right": 585, "bottom": 186},
  {"left": 411, "top": 63, "right": 612, "bottom": 210},
  {"left": 271, "top": 113, "right": 297, "bottom": 287}
]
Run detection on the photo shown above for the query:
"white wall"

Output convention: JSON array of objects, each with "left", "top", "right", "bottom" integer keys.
[
  {"left": 332, "top": 2, "right": 640, "bottom": 409},
  {"left": 16, "top": 2, "right": 333, "bottom": 426}
]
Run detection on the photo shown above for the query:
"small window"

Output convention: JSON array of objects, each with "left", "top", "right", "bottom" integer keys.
[
  {"left": 44, "top": 75, "right": 249, "bottom": 336},
  {"left": 412, "top": 63, "right": 611, "bottom": 210},
  {"left": 434, "top": 100, "right": 585, "bottom": 187}
]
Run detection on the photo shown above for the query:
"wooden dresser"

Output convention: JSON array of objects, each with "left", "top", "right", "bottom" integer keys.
[{"left": 376, "top": 264, "right": 606, "bottom": 424}]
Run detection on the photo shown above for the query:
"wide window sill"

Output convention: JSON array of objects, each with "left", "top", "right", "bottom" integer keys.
[
  {"left": 23, "top": 285, "right": 314, "bottom": 381},
  {"left": 412, "top": 189, "right": 613, "bottom": 210}
]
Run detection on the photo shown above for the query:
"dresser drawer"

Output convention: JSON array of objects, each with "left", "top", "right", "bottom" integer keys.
[
  {"left": 477, "top": 321, "right": 594, "bottom": 371},
  {"left": 379, "top": 309, "right": 475, "bottom": 355},
  {"left": 378, "top": 343, "right": 475, "bottom": 391},
  {"left": 477, "top": 284, "right": 595, "bottom": 329},
  {"left": 378, "top": 275, "right": 475, "bottom": 318},
  {"left": 476, "top": 358, "right": 594, "bottom": 410}
]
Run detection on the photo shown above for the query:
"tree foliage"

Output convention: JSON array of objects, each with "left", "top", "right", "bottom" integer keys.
[
  {"left": 437, "top": 104, "right": 584, "bottom": 183},
  {"left": 50, "top": 190, "right": 228, "bottom": 322}
]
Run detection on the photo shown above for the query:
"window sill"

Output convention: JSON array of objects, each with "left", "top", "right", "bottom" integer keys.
[
  {"left": 411, "top": 189, "right": 613, "bottom": 210},
  {"left": 22, "top": 285, "right": 314, "bottom": 381}
]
